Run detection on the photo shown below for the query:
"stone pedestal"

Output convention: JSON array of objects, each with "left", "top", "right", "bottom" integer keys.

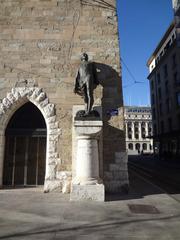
[
  {"left": 71, "top": 184, "right": 104, "bottom": 201},
  {"left": 71, "top": 106, "right": 104, "bottom": 201}
]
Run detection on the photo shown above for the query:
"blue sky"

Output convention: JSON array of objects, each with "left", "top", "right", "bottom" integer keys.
[{"left": 117, "top": 0, "right": 174, "bottom": 106}]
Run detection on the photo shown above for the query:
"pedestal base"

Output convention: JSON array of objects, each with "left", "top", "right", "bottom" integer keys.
[{"left": 70, "top": 184, "right": 105, "bottom": 201}]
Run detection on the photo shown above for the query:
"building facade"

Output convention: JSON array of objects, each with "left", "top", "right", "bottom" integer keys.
[
  {"left": 147, "top": 5, "right": 180, "bottom": 160},
  {"left": 124, "top": 106, "right": 153, "bottom": 155},
  {"left": 0, "top": 0, "right": 128, "bottom": 193}
]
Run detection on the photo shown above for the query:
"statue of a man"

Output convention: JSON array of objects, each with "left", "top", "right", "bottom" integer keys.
[{"left": 74, "top": 53, "right": 99, "bottom": 116}]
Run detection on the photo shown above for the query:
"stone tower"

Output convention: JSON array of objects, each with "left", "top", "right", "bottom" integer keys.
[{"left": 0, "top": 0, "right": 128, "bottom": 194}]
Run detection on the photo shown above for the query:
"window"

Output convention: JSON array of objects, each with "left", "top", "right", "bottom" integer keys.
[
  {"left": 127, "top": 123, "right": 131, "bottom": 129},
  {"left": 141, "top": 126, "right": 146, "bottom": 138},
  {"left": 134, "top": 122, "right": 138, "bottom": 127},
  {"left": 172, "top": 54, "right": 177, "bottom": 68},
  {"left": 142, "top": 134, "right": 146, "bottom": 139},
  {"left": 157, "top": 73, "right": 161, "bottom": 84},
  {"left": 165, "top": 81, "right": 169, "bottom": 95},
  {"left": 163, "top": 64, "right": 168, "bottom": 77},
  {"left": 135, "top": 134, "right": 139, "bottom": 139},
  {"left": 151, "top": 94, "right": 155, "bottom": 105},
  {"left": 158, "top": 88, "right": 161, "bottom": 100},
  {"left": 153, "top": 108, "right": 156, "bottom": 120},
  {"left": 174, "top": 72, "right": 178, "bottom": 85},
  {"left": 143, "top": 143, "right": 147, "bottom": 150},
  {"left": 165, "top": 40, "right": 171, "bottom": 51},
  {"left": 151, "top": 80, "right": 154, "bottom": 91},
  {"left": 172, "top": 33, "right": 175, "bottom": 41},
  {"left": 160, "top": 51, "right": 164, "bottom": 57},
  {"left": 128, "top": 134, "right": 132, "bottom": 139},
  {"left": 135, "top": 143, "right": 140, "bottom": 150},
  {"left": 168, "top": 118, "right": 172, "bottom": 132},
  {"left": 148, "top": 128, "right": 152, "bottom": 137},
  {"left": 148, "top": 123, "right": 152, "bottom": 136},
  {"left": 166, "top": 98, "right": 171, "bottom": 113},
  {"left": 153, "top": 124, "right": 157, "bottom": 136},
  {"left": 177, "top": 92, "right": 180, "bottom": 106},
  {"left": 161, "top": 121, "right": 164, "bottom": 134},
  {"left": 156, "top": 56, "right": 160, "bottom": 64},
  {"left": 128, "top": 143, "right": 133, "bottom": 150},
  {"left": 135, "top": 126, "right": 138, "bottom": 131},
  {"left": 159, "top": 103, "right": 163, "bottom": 115}
]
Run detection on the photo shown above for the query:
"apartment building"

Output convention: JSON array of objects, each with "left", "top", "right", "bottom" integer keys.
[{"left": 147, "top": 18, "right": 180, "bottom": 159}]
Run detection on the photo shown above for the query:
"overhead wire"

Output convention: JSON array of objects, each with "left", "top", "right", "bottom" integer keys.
[{"left": 120, "top": 57, "right": 146, "bottom": 88}]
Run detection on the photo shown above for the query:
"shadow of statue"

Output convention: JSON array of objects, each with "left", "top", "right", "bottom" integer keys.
[
  {"left": 73, "top": 58, "right": 127, "bottom": 198},
  {"left": 94, "top": 62, "right": 126, "bottom": 174}
]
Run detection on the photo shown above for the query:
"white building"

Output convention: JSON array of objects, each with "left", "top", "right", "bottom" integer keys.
[{"left": 124, "top": 106, "right": 153, "bottom": 155}]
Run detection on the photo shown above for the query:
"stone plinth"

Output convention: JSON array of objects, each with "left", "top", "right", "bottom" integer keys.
[
  {"left": 71, "top": 106, "right": 104, "bottom": 201},
  {"left": 71, "top": 184, "right": 104, "bottom": 201}
]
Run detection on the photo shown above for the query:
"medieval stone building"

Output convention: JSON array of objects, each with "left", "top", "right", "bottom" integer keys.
[{"left": 0, "top": 0, "right": 127, "bottom": 194}]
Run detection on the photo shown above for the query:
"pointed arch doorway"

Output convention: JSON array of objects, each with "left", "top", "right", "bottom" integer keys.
[{"left": 3, "top": 102, "right": 47, "bottom": 187}]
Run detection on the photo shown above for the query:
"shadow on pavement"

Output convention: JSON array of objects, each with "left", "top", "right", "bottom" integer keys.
[
  {"left": 128, "top": 154, "right": 180, "bottom": 195},
  {"left": 105, "top": 154, "right": 176, "bottom": 201},
  {"left": 105, "top": 166, "right": 165, "bottom": 202},
  {"left": 0, "top": 214, "right": 180, "bottom": 240}
]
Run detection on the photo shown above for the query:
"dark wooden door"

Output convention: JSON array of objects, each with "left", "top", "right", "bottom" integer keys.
[
  {"left": 27, "top": 137, "right": 38, "bottom": 185},
  {"left": 14, "top": 137, "right": 26, "bottom": 185},
  {"left": 3, "top": 136, "right": 46, "bottom": 186},
  {"left": 38, "top": 137, "right": 46, "bottom": 185},
  {"left": 3, "top": 136, "right": 15, "bottom": 185}
]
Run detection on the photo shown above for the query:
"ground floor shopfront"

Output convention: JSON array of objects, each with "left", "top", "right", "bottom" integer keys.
[
  {"left": 126, "top": 140, "right": 153, "bottom": 155},
  {"left": 154, "top": 131, "right": 180, "bottom": 160}
]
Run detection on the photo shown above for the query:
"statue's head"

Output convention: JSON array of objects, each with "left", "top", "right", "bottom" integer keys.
[{"left": 81, "top": 53, "right": 88, "bottom": 61}]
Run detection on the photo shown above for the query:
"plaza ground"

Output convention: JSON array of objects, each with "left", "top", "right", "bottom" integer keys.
[{"left": 0, "top": 167, "right": 180, "bottom": 240}]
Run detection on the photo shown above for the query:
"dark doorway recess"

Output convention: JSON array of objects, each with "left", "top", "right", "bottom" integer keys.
[{"left": 3, "top": 102, "right": 47, "bottom": 187}]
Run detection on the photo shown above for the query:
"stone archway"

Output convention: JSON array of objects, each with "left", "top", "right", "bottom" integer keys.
[{"left": 0, "top": 87, "right": 70, "bottom": 192}]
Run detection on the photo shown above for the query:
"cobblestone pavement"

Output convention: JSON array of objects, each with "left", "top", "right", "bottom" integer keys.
[{"left": 0, "top": 170, "right": 180, "bottom": 240}]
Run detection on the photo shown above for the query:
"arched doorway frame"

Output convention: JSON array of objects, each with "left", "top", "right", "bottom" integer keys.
[{"left": 0, "top": 87, "right": 61, "bottom": 192}]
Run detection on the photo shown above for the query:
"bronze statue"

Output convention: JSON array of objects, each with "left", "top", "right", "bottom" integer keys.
[{"left": 74, "top": 53, "right": 99, "bottom": 116}]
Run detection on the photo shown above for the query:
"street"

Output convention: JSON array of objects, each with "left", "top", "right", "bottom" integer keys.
[
  {"left": 1, "top": 158, "right": 180, "bottom": 239},
  {"left": 128, "top": 154, "right": 180, "bottom": 202}
]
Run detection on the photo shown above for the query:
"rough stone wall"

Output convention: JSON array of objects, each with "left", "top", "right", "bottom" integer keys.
[{"left": 0, "top": 0, "right": 127, "bottom": 192}]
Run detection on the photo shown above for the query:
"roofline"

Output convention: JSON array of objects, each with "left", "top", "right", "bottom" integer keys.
[
  {"left": 147, "top": 39, "right": 176, "bottom": 80},
  {"left": 147, "top": 21, "right": 175, "bottom": 66},
  {"left": 124, "top": 106, "right": 151, "bottom": 108}
]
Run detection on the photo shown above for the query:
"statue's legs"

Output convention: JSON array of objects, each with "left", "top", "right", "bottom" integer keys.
[
  {"left": 87, "top": 91, "right": 94, "bottom": 114},
  {"left": 84, "top": 79, "right": 94, "bottom": 115},
  {"left": 84, "top": 90, "right": 93, "bottom": 115},
  {"left": 84, "top": 87, "right": 88, "bottom": 114}
]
